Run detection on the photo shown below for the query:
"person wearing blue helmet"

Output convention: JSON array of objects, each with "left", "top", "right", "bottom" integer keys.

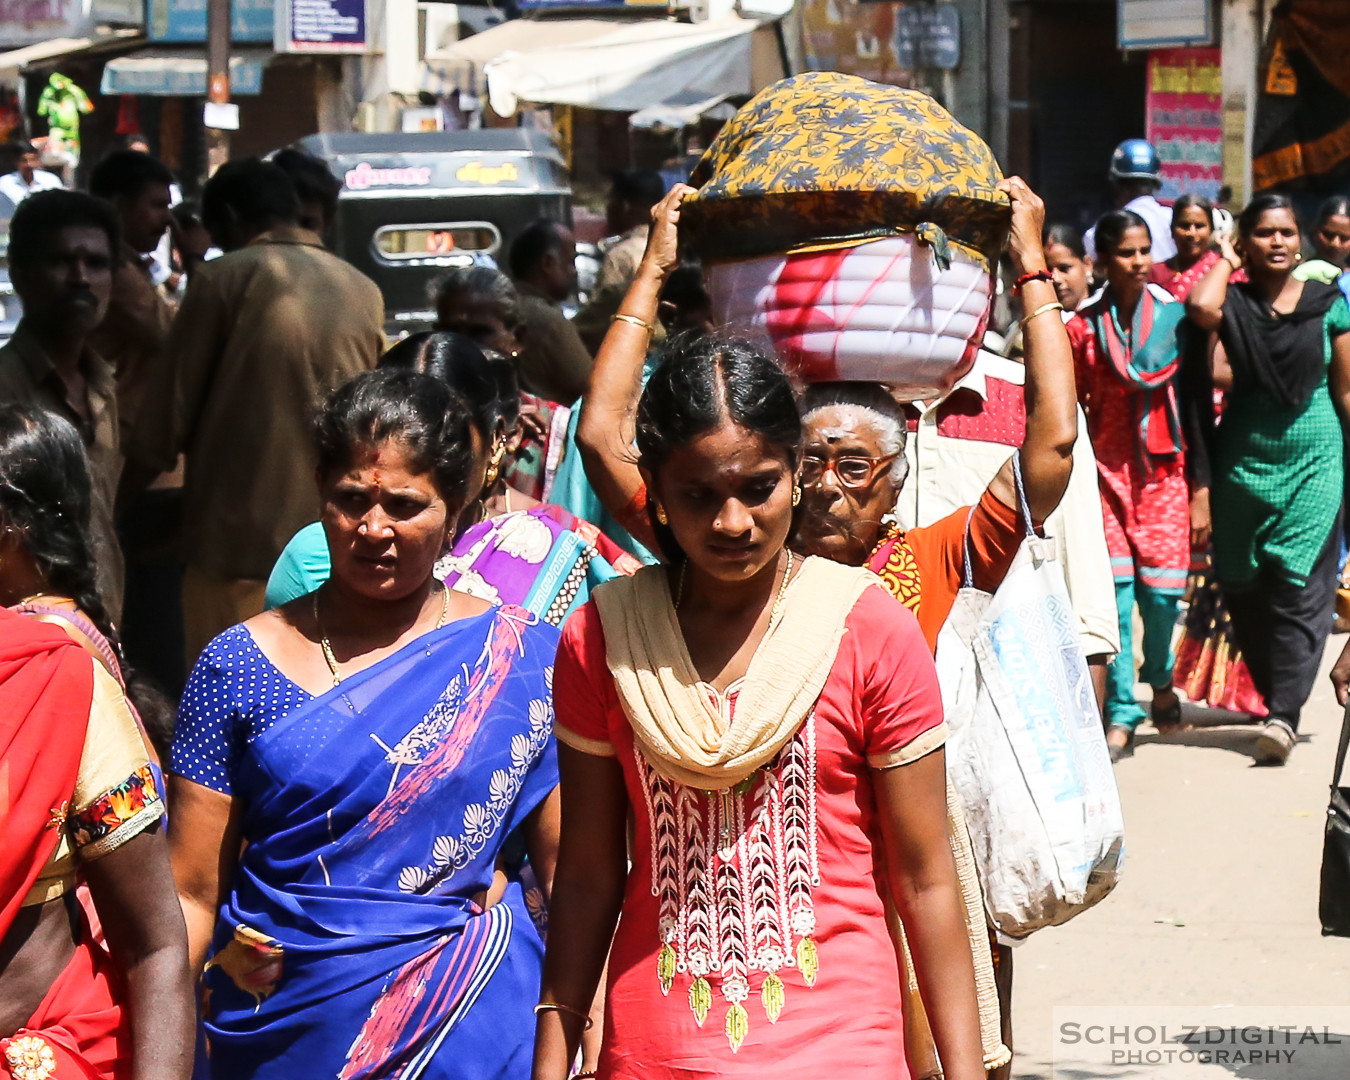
[{"left": 1084, "top": 139, "right": 1177, "bottom": 265}]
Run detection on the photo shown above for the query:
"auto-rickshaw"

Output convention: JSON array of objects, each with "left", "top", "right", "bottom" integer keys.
[{"left": 294, "top": 129, "right": 571, "bottom": 336}]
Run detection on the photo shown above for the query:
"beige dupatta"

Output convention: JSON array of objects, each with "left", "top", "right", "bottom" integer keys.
[{"left": 591, "top": 555, "right": 875, "bottom": 790}]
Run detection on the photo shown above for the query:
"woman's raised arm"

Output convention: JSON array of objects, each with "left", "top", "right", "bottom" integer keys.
[
  {"left": 575, "top": 185, "right": 692, "bottom": 552},
  {"left": 1186, "top": 232, "right": 1240, "bottom": 331},
  {"left": 986, "top": 177, "right": 1078, "bottom": 522}
]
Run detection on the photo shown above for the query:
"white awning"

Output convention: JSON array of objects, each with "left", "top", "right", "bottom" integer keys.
[
  {"left": 425, "top": 15, "right": 782, "bottom": 117},
  {"left": 629, "top": 91, "right": 737, "bottom": 131},
  {"left": 0, "top": 35, "right": 144, "bottom": 86}
]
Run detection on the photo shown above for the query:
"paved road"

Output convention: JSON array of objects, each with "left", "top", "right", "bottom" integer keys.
[{"left": 1009, "top": 637, "right": 1350, "bottom": 1079}]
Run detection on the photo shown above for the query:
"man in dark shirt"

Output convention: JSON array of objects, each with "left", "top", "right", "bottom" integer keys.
[
  {"left": 89, "top": 148, "right": 198, "bottom": 690},
  {"left": 0, "top": 191, "right": 122, "bottom": 615},
  {"left": 123, "top": 158, "right": 385, "bottom": 663},
  {"left": 509, "top": 219, "right": 592, "bottom": 405},
  {"left": 87, "top": 149, "right": 177, "bottom": 442}
]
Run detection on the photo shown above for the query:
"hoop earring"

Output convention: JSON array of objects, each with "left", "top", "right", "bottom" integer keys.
[
  {"left": 483, "top": 441, "right": 506, "bottom": 490},
  {"left": 791, "top": 485, "right": 801, "bottom": 507},
  {"left": 654, "top": 502, "right": 669, "bottom": 526}
]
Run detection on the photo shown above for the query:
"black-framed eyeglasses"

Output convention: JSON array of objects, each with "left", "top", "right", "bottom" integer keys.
[{"left": 799, "top": 453, "right": 899, "bottom": 490}]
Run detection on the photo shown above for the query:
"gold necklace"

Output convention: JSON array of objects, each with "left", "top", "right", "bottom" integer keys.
[
  {"left": 676, "top": 550, "right": 795, "bottom": 621},
  {"left": 768, "top": 550, "right": 795, "bottom": 624},
  {"left": 313, "top": 585, "right": 450, "bottom": 686}
]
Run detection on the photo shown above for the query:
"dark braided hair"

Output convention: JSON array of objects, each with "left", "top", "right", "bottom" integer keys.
[
  {"left": 0, "top": 406, "right": 121, "bottom": 656},
  {"left": 635, "top": 333, "right": 803, "bottom": 563},
  {"left": 313, "top": 368, "right": 480, "bottom": 510}
]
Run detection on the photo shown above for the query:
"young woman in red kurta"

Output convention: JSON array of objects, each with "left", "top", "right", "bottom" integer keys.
[{"left": 531, "top": 189, "right": 983, "bottom": 1080}]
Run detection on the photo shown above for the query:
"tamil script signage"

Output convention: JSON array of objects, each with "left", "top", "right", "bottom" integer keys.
[
  {"left": 336, "top": 154, "right": 538, "bottom": 194},
  {"left": 344, "top": 162, "right": 432, "bottom": 190},
  {"left": 275, "top": 0, "right": 367, "bottom": 53},
  {"left": 1146, "top": 47, "right": 1222, "bottom": 203},
  {"left": 148, "top": 0, "right": 274, "bottom": 43}
]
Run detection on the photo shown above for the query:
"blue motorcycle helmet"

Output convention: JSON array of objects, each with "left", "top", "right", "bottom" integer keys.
[{"left": 1109, "top": 139, "right": 1162, "bottom": 183}]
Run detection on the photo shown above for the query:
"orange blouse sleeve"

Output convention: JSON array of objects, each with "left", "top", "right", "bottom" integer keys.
[{"left": 903, "top": 490, "right": 1026, "bottom": 651}]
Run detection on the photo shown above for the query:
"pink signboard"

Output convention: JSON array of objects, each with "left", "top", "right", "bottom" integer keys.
[{"left": 1146, "top": 47, "right": 1223, "bottom": 204}]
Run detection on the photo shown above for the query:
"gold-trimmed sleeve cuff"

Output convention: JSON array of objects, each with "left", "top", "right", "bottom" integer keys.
[
  {"left": 867, "top": 721, "right": 950, "bottom": 770},
  {"left": 554, "top": 721, "right": 616, "bottom": 758}
]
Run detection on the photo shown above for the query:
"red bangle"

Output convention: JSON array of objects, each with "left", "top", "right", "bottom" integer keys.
[{"left": 1014, "top": 269, "right": 1054, "bottom": 292}]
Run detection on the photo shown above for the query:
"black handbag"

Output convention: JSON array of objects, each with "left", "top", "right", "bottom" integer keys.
[{"left": 1319, "top": 702, "right": 1350, "bottom": 936}]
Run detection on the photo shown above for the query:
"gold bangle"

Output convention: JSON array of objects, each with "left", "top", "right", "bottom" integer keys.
[
  {"left": 533, "top": 1001, "right": 594, "bottom": 1029},
  {"left": 1021, "top": 300, "right": 1064, "bottom": 329},
  {"left": 611, "top": 312, "right": 655, "bottom": 333}
]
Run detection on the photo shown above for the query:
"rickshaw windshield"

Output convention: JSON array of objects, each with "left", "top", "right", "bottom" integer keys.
[{"left": 373, "top": 221, "right": 501, "bottom": 262}]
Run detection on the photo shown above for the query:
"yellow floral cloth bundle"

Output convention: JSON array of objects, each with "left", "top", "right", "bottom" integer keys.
[{"left": 682, "top": 71, "right": 1011, "bottom": 268}]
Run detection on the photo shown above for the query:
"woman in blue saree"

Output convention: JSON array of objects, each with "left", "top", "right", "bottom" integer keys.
[{"left": 169, "top": 368, "right": 561, "bottom": 1080}]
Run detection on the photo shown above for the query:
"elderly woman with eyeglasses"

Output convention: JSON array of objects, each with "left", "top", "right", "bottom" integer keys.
[{"left": 795, "top": 178, "right": 1078, "bottom": 651}]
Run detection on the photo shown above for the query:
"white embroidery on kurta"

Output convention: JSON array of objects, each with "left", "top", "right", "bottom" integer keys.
[{"left": 638, "top": 715, "right": 820, "bottom": 1053}]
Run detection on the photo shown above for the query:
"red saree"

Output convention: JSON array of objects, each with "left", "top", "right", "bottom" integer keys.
[{"left": 0, "top": 608, "right": 129, "bottom": 1080}]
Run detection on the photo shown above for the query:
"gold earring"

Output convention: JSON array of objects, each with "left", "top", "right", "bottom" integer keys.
[
  {"left": 654, "top": 502, "right": 669, "bottom": 526},
  {"left": 792, "top": 485, "right": 801, "bottom": 506},
  {"left": 483, "top": 441, "right": 506, "bottom": 490}
]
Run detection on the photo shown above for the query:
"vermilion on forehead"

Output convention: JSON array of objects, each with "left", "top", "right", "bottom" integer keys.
[
  {"left": 803, "top": 407, "right": 891, "bottom": 450},
  {"left": 341, "top": 442, "right": 434, "bottom": 487}
]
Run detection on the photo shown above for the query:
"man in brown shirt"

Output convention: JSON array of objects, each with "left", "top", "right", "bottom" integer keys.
[
  {"left": 123, "top": 158, "right": 385, "bottom": 662},
  {"left": 508, "top": 219, "right": 592, "bottom": 405},
  {"left": 87, "top": 149, "right": 177, "bottom": 441},
  {"left": 0, "top": 190, "right": 123, "bottom": 617},
  {"left": 88, "top": 149, "right": 204, "bottom": 690},
  {"left": 571, "top": 170, "right": 666, "bottom": 353}
]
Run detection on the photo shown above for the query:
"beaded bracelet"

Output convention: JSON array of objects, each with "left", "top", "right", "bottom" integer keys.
[{"left": 1014, "top": 269, "right": 1055, "bottom": 292}]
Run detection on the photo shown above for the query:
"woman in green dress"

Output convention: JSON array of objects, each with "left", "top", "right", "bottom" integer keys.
[{"left": 1187, "top": 193, "right": 1350, "bottom": 765}]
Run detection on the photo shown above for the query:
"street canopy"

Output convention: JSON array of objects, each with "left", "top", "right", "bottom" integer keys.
[{"left": 424, "top": 15, "right": 782, "bottom": 118}]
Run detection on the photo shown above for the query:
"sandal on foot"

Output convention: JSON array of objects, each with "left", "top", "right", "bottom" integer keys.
[
  {"left": 1107, "top": 724, "right": 1134, "bottom": 763},
  {"left": 1151, "top": 694, "right": 1186, "bottom": 735},
  {"left": 1254, "top": 718, "right": 1296, "bottom": 766}
]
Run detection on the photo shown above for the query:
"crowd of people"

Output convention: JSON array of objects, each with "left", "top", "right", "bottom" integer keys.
[{"left": 1, "top": 119, "right": 1349, "bottom": 1080}]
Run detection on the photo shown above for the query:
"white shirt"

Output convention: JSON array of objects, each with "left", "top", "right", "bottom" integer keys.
[
  {"left": 894, "top": 351, "right": 1121, "bottom": 658},
  {"left": 0, "top": 169, "right": 64, "bottom": 206},
  {"left": 1084, "top": 194, "right": 1178, "bottom": 264}
]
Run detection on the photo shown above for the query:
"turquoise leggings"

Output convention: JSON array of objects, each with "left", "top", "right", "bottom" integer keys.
[{"left": 1107, "top": 576, "right": 1182, "bottom": 731}]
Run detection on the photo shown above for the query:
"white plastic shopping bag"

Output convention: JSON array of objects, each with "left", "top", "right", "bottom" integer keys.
[{"left": 936, "top": 463, "right": 1125, "bottom": 939}]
